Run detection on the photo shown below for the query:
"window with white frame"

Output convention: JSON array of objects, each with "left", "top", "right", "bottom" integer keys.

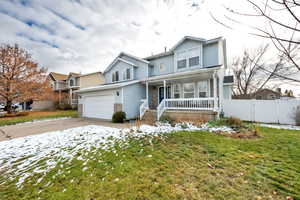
[
  {"left": 177, "top": 51, "right": 186, "bottom": 69},
  {"left": 69, "top": 79, "right": 74, "bottom": 86},
  {"left": 173, "top": 84, "right": 180, "bottom": 98},
  {"left": 159, "top": 63, "right": 165, "bottom": 72},
  {"left": 183, "top": 83, "right": 195, "bottom": 98},
  {"left": 198, "top": 80, "right": 208, "bottom": 97},
  {"left": 188, "top": 48, "right": 200, "bottom": 67},
  {"left": 112, "top": 71, "right": 119, "bottom": 82},
  {"left": 123, "top": 68, "right": 131, "bottom": 80}
]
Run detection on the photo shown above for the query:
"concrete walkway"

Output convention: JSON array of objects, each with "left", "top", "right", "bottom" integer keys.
[{"left": 0, "top": 118, "right": 133, "bottom": 142}]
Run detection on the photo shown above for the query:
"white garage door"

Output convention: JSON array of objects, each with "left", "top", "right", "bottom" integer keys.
[{"left": 83, "top": 95, "right": 114, "bottom": 119}]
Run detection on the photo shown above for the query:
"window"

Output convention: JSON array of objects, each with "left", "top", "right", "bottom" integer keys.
[
  {"left": 159, "top": 63, "right": 165, "bottom": 72},
  {"left": 189, "top": 56, "right": 199, "bottom": 67},
  {"left": 112, "top": 71, "right": 119, "bottom": 82},
  {"left": 123, "top": 68, "right": 131, "bottom": 80},
  {"left": 198, "top": 81, "right": 208, "bottom": 97},
  {"left": 177, "top": 51, "right": 186, "bottom": 69},
  {"left": 177, "top": 60, "right": 186, "bottom": 69},
  {"left": 69, "top": 79, "right": 74, "bottom": 86},
  {"left": 183, "top": 83, "right": 195, "bottom": 98},
  {"left": 126, "top": 68, "right": 131, "bottom": 80},
  {"left": 173, "top": 84, "right": 180, "bottom": 98}
]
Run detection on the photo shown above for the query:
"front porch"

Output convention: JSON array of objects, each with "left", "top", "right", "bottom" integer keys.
[{"left": 140, "top": 69, "right": 223, "bottom": 121}]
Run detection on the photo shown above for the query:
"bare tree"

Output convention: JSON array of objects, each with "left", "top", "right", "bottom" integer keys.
[
  {"left": 0, "top": 44, "right": 52, "bottom": 113},
  {"left": 232, "top": 44, "right": 295, "bottom": 97},
  {"left": 210, "top": 0, "right": 300, "bottom": 81}
]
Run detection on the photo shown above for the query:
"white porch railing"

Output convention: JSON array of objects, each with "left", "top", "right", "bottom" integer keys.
[
  {"left": 157, "top": 98, "right": 217, "bottom": 121},
  {"left": 139, "top": 99, "right": 148, "bottom": 119},
  {"left": 165, "top": 98, "right": 217, "bottom": 110},
  {"left": 157, "top": 99, "right": 166, "bottom": 121}
]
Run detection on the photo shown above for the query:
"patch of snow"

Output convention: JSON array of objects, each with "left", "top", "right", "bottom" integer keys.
[
  {"left": 260, "top": 124, "right": 300, "bottom": 131},
  {"left": 0, "top": 123, "right": 234, "bottom": 188}
]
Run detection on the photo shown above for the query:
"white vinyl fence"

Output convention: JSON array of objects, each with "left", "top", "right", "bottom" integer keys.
[{"left": 223, "top": 99, "right": 300, "bottom": 125}]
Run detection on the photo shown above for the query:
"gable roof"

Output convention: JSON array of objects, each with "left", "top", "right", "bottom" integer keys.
[
  {"left": 145, "top": 36, "right": 224, "bottom": 60},
  {"left": 169, "top": 36, "right": 206, "bottom": 52},
  {"left": 49, "top": 72, "right": 68, "bottom": 81},
  {"left": 104, "top": 52, "right": 149, "bottom": 73}
]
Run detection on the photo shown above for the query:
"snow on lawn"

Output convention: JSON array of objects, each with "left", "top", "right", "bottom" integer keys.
[
  {"left": 0, "top": 123, "right": 233, "bottom": 188},
  {"left": 260, "top": 123, "right": 300, "bottom": 131}
]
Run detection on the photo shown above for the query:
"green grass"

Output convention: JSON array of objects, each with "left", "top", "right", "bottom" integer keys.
[
  {"left": 0, "top": 110, "right": 78, "bottom": 126},
  {"left": 0, "top": 127, "right": 299, "bottom": 200}
]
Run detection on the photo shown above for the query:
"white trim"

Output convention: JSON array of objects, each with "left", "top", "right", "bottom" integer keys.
[
  {"left": 78, "top": 71, "right": 102, "bottom": 77},
  {"left": 118, "top": 58, "right": 137, "bottom": 67},
  {"left": 183, "top": 82, "right": 196, "bottom": 98},
  {"left": 175, "top": 46, "right": 202, "bottom": 72},
  {"left": 75, "top": 80, "right": 140, "bottom": 93}
]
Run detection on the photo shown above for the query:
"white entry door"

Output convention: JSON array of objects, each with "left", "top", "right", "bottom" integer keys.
[{"left": 83, "top": 95, "right": 114, "bottom": 119}]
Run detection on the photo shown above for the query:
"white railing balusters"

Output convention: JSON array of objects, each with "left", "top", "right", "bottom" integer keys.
[
  {"left": 157, "top": 99, "right": 165, "bottom": 121},
  {"left": 164, "top": 98, "right": 217, "bottom": 110},
  {"left": 139, "top": 99, "right": 148, "bottom": 119}
]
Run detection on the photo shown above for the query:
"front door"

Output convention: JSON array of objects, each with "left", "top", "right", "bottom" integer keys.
[{"left": 158, "top": 86, "right": 171, "bottom": 103}]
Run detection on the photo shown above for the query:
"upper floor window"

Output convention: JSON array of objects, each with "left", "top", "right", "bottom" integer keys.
[
  {"left": 177, "top": 51, "right": 186, "bottom": 69},
  {"left": 189, "top": 56, "right": 199, "bottom": 67},
  {"left": 69, "top": 79, "right": 74, "bottom": 86},
  {"left": 159, "top": 63, "right": 165, "bottom": 72},
  {"left": 177, "top": 60, "right": 186, "bottom": 69},
  {"left": 123, "top": 68, "right": 131, "bottom": 80},
  {"left": 112, "top": 71, "right": 119, "bottom": 82},
  {"left": 198, "top": 81, "right": 208, "bottom": 97},
  {"left": 183, "top": 83, "right": 195, "bottom": 98}
]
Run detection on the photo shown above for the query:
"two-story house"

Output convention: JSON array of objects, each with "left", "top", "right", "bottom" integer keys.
[
  {"left": 44, "top": 71, "right": 104, "bottom": 108},
  {"left": 76, "top": 36, "right": 233, "bottom": 121}
]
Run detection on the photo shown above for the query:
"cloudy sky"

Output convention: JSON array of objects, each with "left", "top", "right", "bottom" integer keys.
[{"left": 0, "top": 0, "right": 299, "bottom": 95}]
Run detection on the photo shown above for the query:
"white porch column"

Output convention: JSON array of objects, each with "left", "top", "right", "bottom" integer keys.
[
  {"left": 163, "top": 80, "right": 166, "bottom": 106},
  {"left": 69, "top": 89, "right": 72, "bottom": 105},
  {"left": 218, "top": 68, "right": 224, "bottom": 112},
  {"left": 146, "top": 81, "right": 149, "bottom": 108},
  {"left": 213, "top": 71, "right": 218, "bottom": 111}
]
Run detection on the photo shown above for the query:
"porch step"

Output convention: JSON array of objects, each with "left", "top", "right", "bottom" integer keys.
[{"left": 141, "top": 110, "right": 157, "bottom": 124}]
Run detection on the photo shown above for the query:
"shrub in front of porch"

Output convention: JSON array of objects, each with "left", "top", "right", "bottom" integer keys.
[{"left": 112, "top": 111, "right": 126, "bottom": 123}]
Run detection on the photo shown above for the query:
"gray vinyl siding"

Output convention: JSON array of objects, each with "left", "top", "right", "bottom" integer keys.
[
  {"left": 203, "top": 42, "right": 219, "bottom": 67},
  {"left": 148, "top": 54, "right": 174, "bottom": 76},
  {"left": 105, "top": 61, "right": 133, "bottom": 84},
  {"left": 120, "top": 55, "right": 148, "bottom": 79},
  {"left": 148, "top": 40, "right": 220, "bottom": 76},
  {"left": 123, "top": 83, "right": 145, "bottom": 119}
]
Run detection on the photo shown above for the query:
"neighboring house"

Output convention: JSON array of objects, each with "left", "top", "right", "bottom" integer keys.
[
  {"left": 30, "top": 71, "right": 104, "bottom": 110},
  {"left": 233, "top": 89, "right": 284, "bottom": 100},
  {"left": 76, "top": 36, "right": 234, "bottom": 121}
]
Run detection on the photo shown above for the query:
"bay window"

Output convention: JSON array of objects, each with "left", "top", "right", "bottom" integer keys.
[{"left": 183, "top": 83, "right": 195, "bottom": 98}]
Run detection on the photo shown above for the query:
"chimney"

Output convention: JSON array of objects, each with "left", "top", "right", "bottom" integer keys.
[{"left": 164, "top": 47, "right": 167, "bottom": 52}]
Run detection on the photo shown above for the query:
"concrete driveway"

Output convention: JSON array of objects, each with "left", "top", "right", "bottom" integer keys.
[{"left": 0, "top": 118, "right": 132, "bottom": 141}]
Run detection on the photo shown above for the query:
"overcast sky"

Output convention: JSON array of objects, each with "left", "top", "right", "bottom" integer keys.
[{"left": 0, "top": 0, "right": 299, "bottom": 95}]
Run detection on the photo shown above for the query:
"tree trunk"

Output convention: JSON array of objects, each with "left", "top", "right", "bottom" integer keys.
[{"left": 6, "top": 100, "right": 12, "bottom": 114}]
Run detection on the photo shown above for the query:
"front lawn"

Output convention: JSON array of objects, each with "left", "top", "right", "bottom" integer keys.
[
  {"left": 0, "top": 126, "right": 299, "bottom": 200},
  {"left": 0, "top": 110, "right": 78, "bottom": 126}
]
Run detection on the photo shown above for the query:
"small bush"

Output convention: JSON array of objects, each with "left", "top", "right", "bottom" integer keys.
[
  {"left": 159, "top": 115, "right": 174, "bottom": 124},
  {"left": 112, "top": 111, "right": 126, "bottom": 123},
  {"left": 57, "top": 103, "right": 73, "bottom": 110},
  {"left": 227, "top": 117, "right": 243, "bottom": 128}
]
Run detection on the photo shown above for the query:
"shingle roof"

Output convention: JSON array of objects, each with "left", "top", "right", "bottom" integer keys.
[{"left": 49, "top": 72, "right": 68, "bottom": 81}]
